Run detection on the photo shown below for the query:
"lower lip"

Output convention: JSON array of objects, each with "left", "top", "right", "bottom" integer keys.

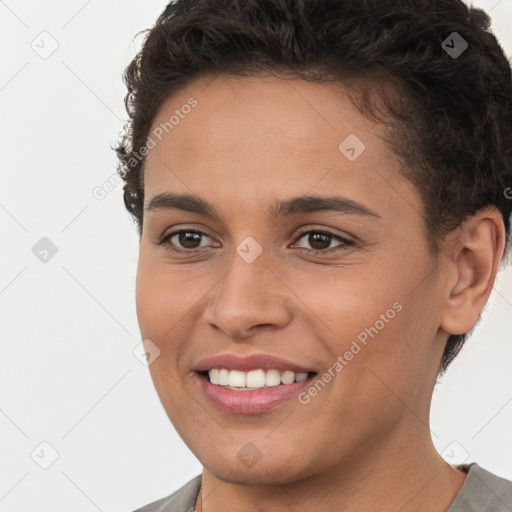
[{"left": 197, "top": 372, "right": 315, "bottom": 414}]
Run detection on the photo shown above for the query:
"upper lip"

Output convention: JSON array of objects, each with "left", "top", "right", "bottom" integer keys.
[{"left": 194, "top": 353, "right": 316, "bottom": 373}]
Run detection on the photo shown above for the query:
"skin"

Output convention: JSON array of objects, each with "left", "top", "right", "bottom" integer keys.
[{"left": 135, "top": 73, "right": 505, "bottom": 512}]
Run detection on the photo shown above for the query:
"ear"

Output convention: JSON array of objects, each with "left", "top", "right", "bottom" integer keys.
[{"left": 439, "top": 206, "right": 506, "bottom": 336}]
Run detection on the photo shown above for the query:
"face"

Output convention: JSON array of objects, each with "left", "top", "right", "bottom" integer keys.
[{"left": 136, "top": 73, "right": 450, "bottom": 485}]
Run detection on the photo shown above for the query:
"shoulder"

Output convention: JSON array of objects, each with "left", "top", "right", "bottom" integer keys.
[
  {"left": 131, "top": 474, "right": 202, "bottom": 512},
  {"left": 449, "top": 462, "right": 512, "bottom": 512}
]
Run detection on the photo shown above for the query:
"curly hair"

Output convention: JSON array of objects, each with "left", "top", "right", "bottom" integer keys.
[{"left": 115, "top": 0, "right": 512, "bottom": 376}]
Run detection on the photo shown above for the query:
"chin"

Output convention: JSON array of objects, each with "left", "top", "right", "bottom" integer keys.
[
  {"left": 208, "top": 465, "right": 300, "bottom": 486},
  {"left": 199, "top": 449, "right": 319, "bottom": 487}
]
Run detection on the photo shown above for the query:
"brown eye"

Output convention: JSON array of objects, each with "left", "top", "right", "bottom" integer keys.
[
  {"left": 304, "top": 232, "right": 332, "bottom": 251},
  {"left": 293, "top": 230, "right": 354, "bottom": 254},
  {"left": 158, "top": 229, "right": 217, "bottom": 253},
  {"left": 175, "top": 231, "right": 203, "bottom": 249}
]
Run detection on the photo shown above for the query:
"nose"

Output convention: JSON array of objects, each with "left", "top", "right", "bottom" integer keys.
[{"left": 202, "top": 247, "right": 292, "bottom": 340}]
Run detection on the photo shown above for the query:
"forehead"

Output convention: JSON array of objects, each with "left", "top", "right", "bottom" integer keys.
[{"left": 143, "top": 73, "right": 419, "bottom": 220}]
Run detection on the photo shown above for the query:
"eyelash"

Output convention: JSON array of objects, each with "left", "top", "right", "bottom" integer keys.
[{"left": 155, "top": 228, "right": 355, "bottom": 255}]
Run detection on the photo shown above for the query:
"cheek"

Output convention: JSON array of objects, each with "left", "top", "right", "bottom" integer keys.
[
  {"left": 298, "top": 253, "right": 436, "bottom": 399},
  {"left": 135, "top": 250, "right": 198, "bottom": 337},
  {"left": 281, "top": 261, "right": 397, "bottom": 345},
  {"left": 135, "top": 261, "right": 163, "bottom": 339},
  {"left": 332, "top": 283, "right": 439, "bottom": 425},
  {"left": 135, "top": 255, "right": 195, "bottom": 421}
]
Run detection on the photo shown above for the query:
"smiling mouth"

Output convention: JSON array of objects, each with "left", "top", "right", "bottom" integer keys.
[{"left": 199, "top": 369, "right": 318, "bottom": 390}]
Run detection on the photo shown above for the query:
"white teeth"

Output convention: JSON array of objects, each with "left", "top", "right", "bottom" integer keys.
[
  {"left": 265, "top": 369, "right": 281, "bottom": 387},
  {"left": 209, "top": 368, "right": 220, "bottom": 384},
  {"left": 228, "top": 370, "right": 246, "bottom": 388},
  {"left": 207, "top": 368, "right": 312, "bottom": 389},
  {"left": 280, "top": 371, "right": 295, "bottom": 385},
  {"left": 246, "top": 369, "right": 266, "bottom": 388},
  {"left": 218, "top": 369, "right": 230, "bottom": 385}
]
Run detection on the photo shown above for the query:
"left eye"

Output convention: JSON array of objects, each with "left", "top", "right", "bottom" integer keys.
[{"left": 292, "top": 230, "right": 353, "bottom": 253}]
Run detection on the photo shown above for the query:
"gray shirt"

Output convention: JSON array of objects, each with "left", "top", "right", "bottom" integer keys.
[{"left": 132, "top": 463, "right": 512, "bottom": 512}]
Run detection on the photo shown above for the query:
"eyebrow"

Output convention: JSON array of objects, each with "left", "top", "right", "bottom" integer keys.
[{"left": 146, "top": 192, "right": 381, "bottom": 219}]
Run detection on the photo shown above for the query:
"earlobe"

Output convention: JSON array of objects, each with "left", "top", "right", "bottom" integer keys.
[{"left": 440, "top": 207, "right": 505, "bottom": 336}]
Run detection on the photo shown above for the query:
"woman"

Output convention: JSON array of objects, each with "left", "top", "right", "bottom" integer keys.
[{"left": 115, "top": 0, "right": 512, "bottom": 510}]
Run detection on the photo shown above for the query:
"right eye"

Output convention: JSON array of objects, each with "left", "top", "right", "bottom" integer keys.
[{"left": 156, "top": 229, "right": 219, "bottom": 254}]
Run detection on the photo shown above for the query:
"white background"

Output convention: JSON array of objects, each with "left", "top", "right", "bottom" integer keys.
[{"left": 1, "top": 1, "right": 511, "bottom": 511}]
